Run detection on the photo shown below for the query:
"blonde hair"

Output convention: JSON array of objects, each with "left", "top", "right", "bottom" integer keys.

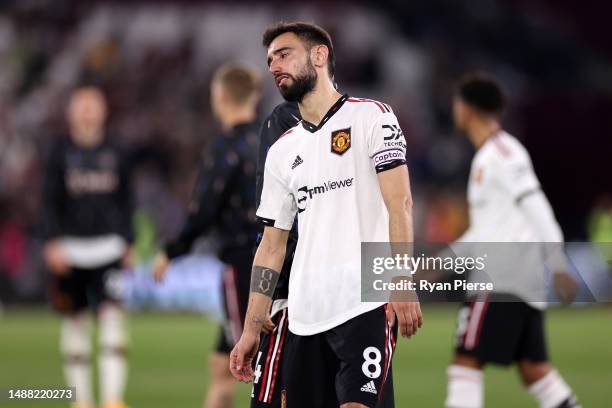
[{"left": 212, "top": 63, "right": 261, "bottom": 106}]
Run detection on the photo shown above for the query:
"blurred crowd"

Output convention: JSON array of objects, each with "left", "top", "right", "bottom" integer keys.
[{"left": 0, "top": 0, "right": 610, "bottom": 303}]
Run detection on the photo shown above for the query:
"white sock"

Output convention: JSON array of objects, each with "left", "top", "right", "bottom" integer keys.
[
  {"left": 100, "top": 350, "right": 128, "bottom": 404},
  {"left": 64, "top": 361, "right": 94, "bottom": 405},
  {"left": 445, "top": 365, "right": 483, "bottom": 408},
  {"left": 61, "top": 314, "right": 94, "bottom": 404},
  {"left": 99, "top": 304, "right": 128, "bottom": 404},
  {"left": 528, "top": 369, "right": 577, "bottom": 408}
]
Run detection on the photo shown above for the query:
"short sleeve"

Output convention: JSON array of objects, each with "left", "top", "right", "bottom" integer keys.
[
  {"left": 367, "top": 111, "right": 407, "bottom": 173},
  {"left": 256, "top": 102, "right": 300, "bottom": 207},
  {"left": 494, "top": 151, "right": 540, "bottom": 202},
  {"left": 256, "top": 153, "right": 297, "bottom": 230}
]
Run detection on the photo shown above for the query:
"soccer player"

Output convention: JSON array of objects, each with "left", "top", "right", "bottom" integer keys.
[
  {"left": 445, "top": 73, "right": 580, "bottom": 408},
  {"left": 152, "top": 64, "right": 261, "bottom": 408},
  {"left": 43, "top": 86, "right": 133, "bottom": 408},
  {"left": 250, "top": 101, "right": 300, "bottom": 408},
  {"left": 230, "top": 22, "right": 422, "bottom": 408}
]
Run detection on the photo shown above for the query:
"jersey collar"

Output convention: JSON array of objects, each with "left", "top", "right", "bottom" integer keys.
[{"left": 301, "top": 94, "right": 349, "bottom": 133}]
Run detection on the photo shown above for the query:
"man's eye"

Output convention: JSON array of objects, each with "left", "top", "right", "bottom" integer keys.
[{"left": 281, "top": 52, "right": 289, "bottom": 58}]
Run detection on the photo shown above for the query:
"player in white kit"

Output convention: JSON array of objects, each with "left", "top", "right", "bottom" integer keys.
[
  {"left": 229, "top": 22, "right": 422, "bottom": 408},
  {"left": 445, "top": 73, "right": 581, "bottom": 408}
]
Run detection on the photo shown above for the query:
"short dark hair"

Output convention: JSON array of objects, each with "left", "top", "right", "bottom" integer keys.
[
  {"left": 262, "top": 21, "right": 335, "bottom": 78},
  {"left": 457, "top": 72, "right": 506, "bottom": 115}
]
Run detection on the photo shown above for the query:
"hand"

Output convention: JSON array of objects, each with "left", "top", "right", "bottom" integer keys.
[
  {"left": 121, "top": 246, "right": 136, "bottom": 269},
  {"left": 229, "top": 333, "right": 260, "bottom": 382},
  {"left": 262, "top": 315, "right": 275, "bottom": 334},
  {"left": 414, "top": 268, "right": 443, "bottom": 284},
  {"left": 553, "top": 271, "right": 577, "bottom": 305},
  {"left": 387, "top": 301, "right": 423, "bottom": 338},
  {"left": 43, "top": 240, "right": 70, "bottom": 276},
  {"left": 152, "top": 252, "right": 170, "bottom": 282}
]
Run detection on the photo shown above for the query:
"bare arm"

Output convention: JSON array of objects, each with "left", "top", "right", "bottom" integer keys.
[
  {"left": 230, "top": 225, "right": 288, "bottom": 382},
  {"left": 379, "top": 165, "right": 414, "bottom": 243},
  {"left": 377, "top": 165, "right": 422, "bottom": 338},
  {"left": 243, "top": 226, "right": 289, "bottom": 336}
]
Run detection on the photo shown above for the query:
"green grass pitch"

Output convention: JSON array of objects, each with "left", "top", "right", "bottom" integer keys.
[{"left": 0, "top": 306, "right": 610, "bottom": 407}]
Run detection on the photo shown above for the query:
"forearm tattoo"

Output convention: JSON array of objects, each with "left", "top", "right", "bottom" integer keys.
[{"left": 250, "top": 265, "right": 280, "bottom": 297}]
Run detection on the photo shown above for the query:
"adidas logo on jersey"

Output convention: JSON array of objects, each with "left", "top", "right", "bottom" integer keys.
[
  {"left": 291, "top": 155, "right": 304, "bottom": 169},
  {"left": 360, "top": 380, "right": 377, "bottom": 395}
]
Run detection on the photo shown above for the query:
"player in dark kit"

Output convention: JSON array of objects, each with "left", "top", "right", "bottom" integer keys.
[
  {"left": 231, "top": 22, "right": 421, "bottom": 408},
  {"left": 250, "top": 101, "right": 299, "bottom": 407},
  {"left": 153, "top": 64, "right": 261, "bottom": 408},
  {"left": 42, "top": 86, "right": 133, "bottom": 408}
]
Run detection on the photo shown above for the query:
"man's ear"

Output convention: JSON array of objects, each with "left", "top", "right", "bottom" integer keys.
[
  {"left": 310, "top": 44, "right": 329, "bottom": 70},
  {"left": 464, "top": 104, "right": 476, "bottom": 124},
  {"left": 218, "top": 86, "right": 231, "bottom": 107},
  {"left": 249, "top": 91, "right": 262, "bottom": 107}
]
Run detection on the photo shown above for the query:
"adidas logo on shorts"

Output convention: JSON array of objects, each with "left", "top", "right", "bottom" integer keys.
[
  {"left": 360, "top": 380, "right": 377, "bottom": 395},
  {"left": 291, "top": 155, "right": 304, "bottom": 169}
]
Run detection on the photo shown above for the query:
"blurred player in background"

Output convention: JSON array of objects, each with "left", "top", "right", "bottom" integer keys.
[
  {"left": 250, "top": 100, "right": 299, "bottom": 407},
  {"left": 42, "top": 86, "right": 133, "bottom": 408},
  {"left": 445, "top": 73, "right": 580, "bottom": 408},
  {"left": 231, "top": 22, "right": 421, "bottom": 407},
  {"left": 152, "top": 64, "right": 261, "bottom": 408}
]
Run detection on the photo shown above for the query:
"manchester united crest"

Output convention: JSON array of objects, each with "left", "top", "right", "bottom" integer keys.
[{"left": 331, "top": 128, "right": 351, "bottom": 156}]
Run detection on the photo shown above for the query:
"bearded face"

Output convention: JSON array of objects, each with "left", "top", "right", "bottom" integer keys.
[{"left": 276, "top": 55, "right": 318, "bottom": 103}]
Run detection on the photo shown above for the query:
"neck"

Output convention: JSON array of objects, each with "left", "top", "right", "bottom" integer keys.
[
  {"left": 298, "top": 78, "right": 341, "bottom": 126},
  {"left": 70, "top": 127, "right": 103, "bottom": 148},
  {"left": 467, "top": 119, "right": 501, "bottom": 149},
  {"left": 220, "top": 108, "right": 256, "bottom": 131}
]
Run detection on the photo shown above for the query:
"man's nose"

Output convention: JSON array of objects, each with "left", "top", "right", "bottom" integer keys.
[{"left": 269, "top": 58, "right": 281, "bottom": 74}]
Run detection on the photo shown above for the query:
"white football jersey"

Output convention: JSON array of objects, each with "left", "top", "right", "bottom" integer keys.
[
  {"left": 461, "top": 130, "right": 550, "bottom": 308},
  {"left": 257, "top": 94, "right": 407, "bottom": 335}
]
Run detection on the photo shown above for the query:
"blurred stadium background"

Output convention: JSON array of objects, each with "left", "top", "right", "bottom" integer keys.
[{"left": 0, "top": 0, "right": 610, "bottom": 407}]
